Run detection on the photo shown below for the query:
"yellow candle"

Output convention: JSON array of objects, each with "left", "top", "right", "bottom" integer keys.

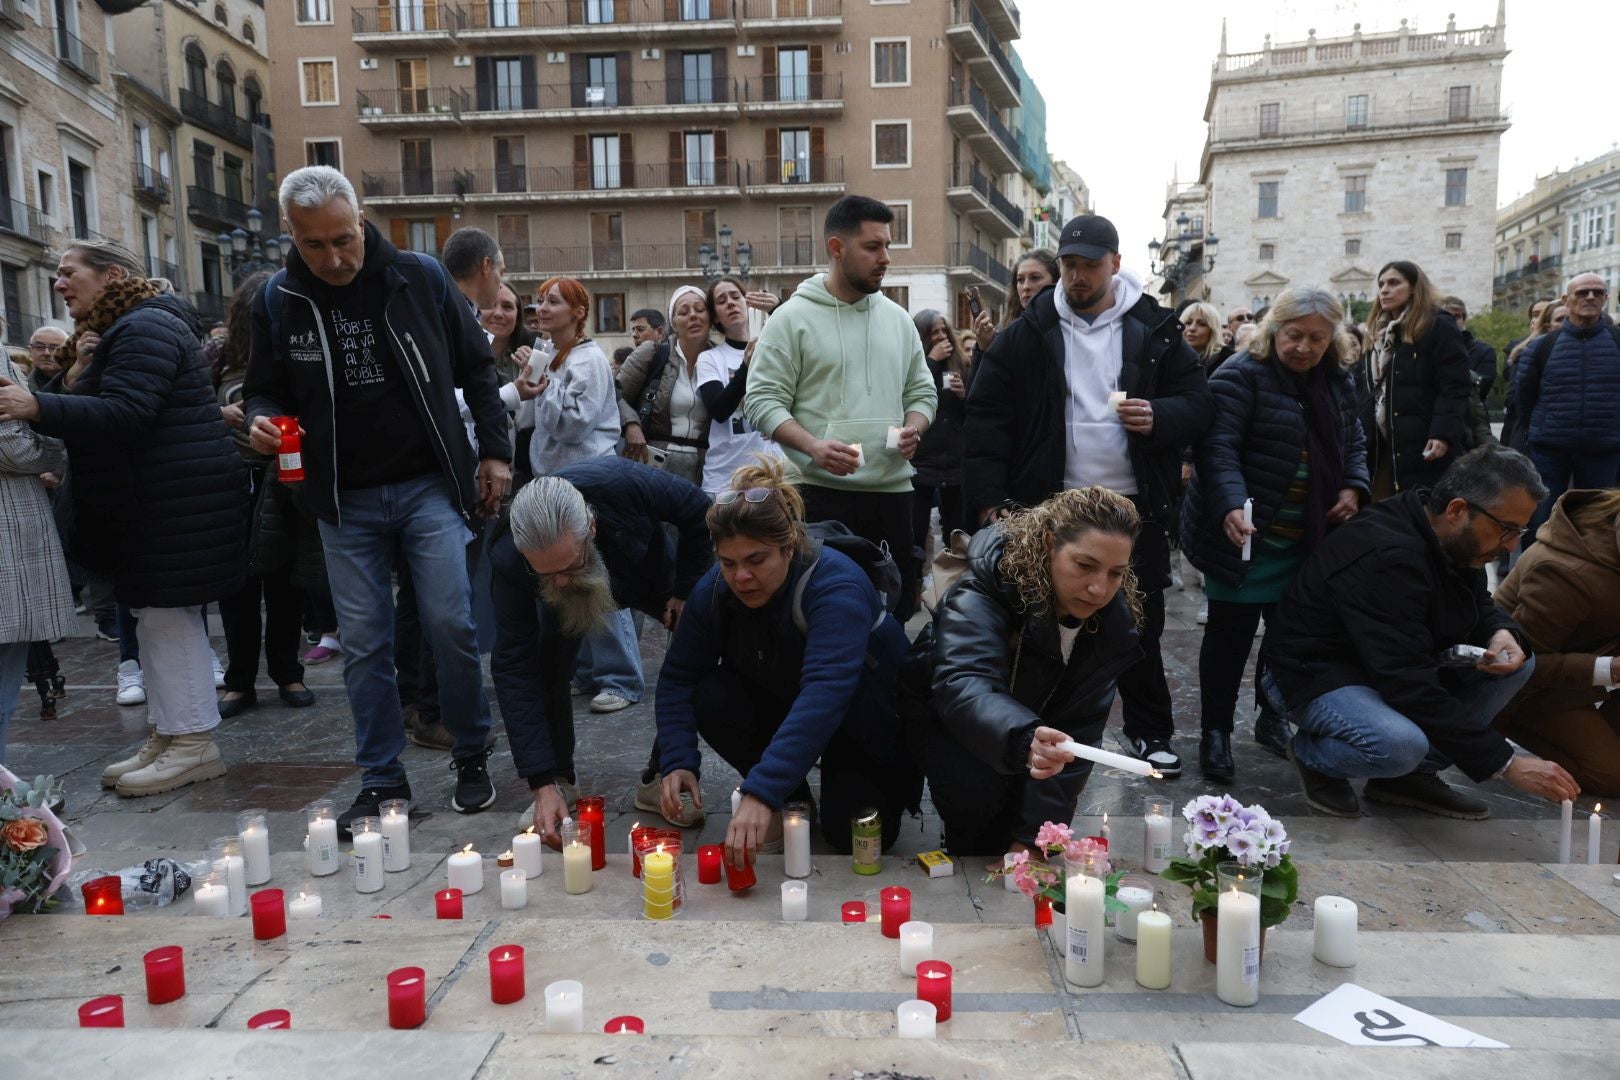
[
  {"left": 563, "top": 841, "right": 592, "bottom": 895},
  {"left": 641, "top": 847, "right": 675, "bottom": 920}
]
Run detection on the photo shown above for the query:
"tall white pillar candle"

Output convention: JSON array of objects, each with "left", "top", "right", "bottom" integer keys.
[
  {"left": 783, "top": 802, "right": 811, "bottom": 879},
  {"left": 1590, "top": 804, "right": 1604, "bottom": 866},
  {"left": 380, "top": 801, "right": 411, "bottom": 872},
  {"left": 306, "top": 815, "right": 340, "bottom": 878},
  {"left": 1143, "top": 797, "right": 1173, "bottom": 873},
  {"left": 1135, "top": 908, "right": 1172, "bottom": 989},
  {"left": 896, "top": 999, "right": 936, "bottom": 1039},
  {"left": 898, "top": 920, "right": 934, "bottom": 975},
  {"left": 544, "top": 980, "right": 585, "bottom": 1032},
  {"left": 1003, "top": 852, "right": 1021, "bottom": 892},
  {"left": 1312, "top": 895, "right": 1358, "bottom": 967},
  {"left": 1114, "top": 885, "right": 1155, "bottom": 942},
  {"left": 1559, "top": 799, "right": 1573, "bottom": 865},
  {"left": 1241, "top": 497, "right": 1254, "bottom": 561},
  {"left": 238, "top": 811, "right": 271, "bottom": 886},
  {"left": 287, "top": 891, "right": 323, "bottom": 919},
  {"left": 781, "top": 880, "right": 807, "bottom": 922},
  {"left": 730, "top": 788, "right": 742, "bottom": 814},
  {"left": 1100, "top": 813, "right": 1111, "bottom": 849},
  {"left": 447, "top": 844, "right": 484, "bottom": 895},
  {"left": 218, "top": 853, "right": 247, "bottom": 917},
  {"left": 1063, "top": 870, "right": 1106, "bottom": 987},
  {"left": 193, "top": 880, "right": 232, "bottom": 917},
  {"left": 500, "top": 868, "right": 527, "bottom": 910},
  {"left": 1215, "top": 888, "right": 1262, "bottom": 1006},
  {"left": 352, "top": 825, "right": 384, "bottom": 894},
  {"left": 512, "top": 828, "right": 543, "bottom": 879}
]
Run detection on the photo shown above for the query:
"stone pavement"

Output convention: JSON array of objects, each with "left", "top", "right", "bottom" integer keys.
[{"left": 3, "top": 571, "right": 1617, "bottom": 1078}]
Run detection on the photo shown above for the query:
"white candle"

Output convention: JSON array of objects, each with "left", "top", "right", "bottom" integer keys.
[
  {"left": 1054, "top": 738, "right": 1162, "bottom": 778},
  {"left": 544, "top": 980, "right": 585, "bottom": 1032},
  {"left": 1100, "top": 813, "right": 1110, "bottom": 849},
  {"left": 1003, "top": 852, "right": 1022, "bottom": 892},
  {"left": 307, "top": 816, "right": 340, "bottom": 878},
  {"left": 1143, "top": 811, "right": 1173, "bottom": 873},
  {"left": 781, "top": 880, "right": 807, "bottom": 922},
  {"left": 1312, "top": 895, "right": 1358, "bottom": 967},
  {"left": 216, "top": 853, "right": 247, "bottom": 917},
  {"left": 380, "top": 808, "right": 411, "bottom": 872},
  {"left": 898, "top": 920, "right": 933, "bottom": 975},
  {"left": 783, "top": 807, "right": 811, "bottom": 879},
  {"left": 1114, "top": 885, "right": 1155, "bottom": 941},
  {"left": 287, "top": 891, "right": 323, "bottom": 919},
  {"left": 1241, "top": 497, "right": 1254, "bottom": 562},
  {"left": 512, "top": 829, "right": 543, "bottom": 879},
  {"left": 1135, "top": 908, "right": 1172, "bottom": 989},
  {"left": 447, "top": 844, "right": 484, "bottom": 896},
  {"left": 1063, "top": 869, "right": 1106, "bottom": 987},
  {"left": 1108, "top": 389, "right": 1127, "bottom": 413},
  {"left": 896, "top": 999, "right": 936, "bottom": 1039},
  {"left": 500, "top": 868, "right": 527, "bottom": 910},
  {"left": 1558, "top": 799, "right": 1574, "bottom": 865},
  {"left": 730, "top": 788, "right": 742, "bottom": 814},
  {"left": 193, "top": 881, "right": 231, "bottom": 918},
  {"left": 1216, "top": 887, "right": 1261, "bottom": 1006},
  {"left": 563, "top": 841, "right": 592, "bottom": 894},
  {"left": 1590, "top": 804, "right": 1604, "bottom": 866},
  {"left": 353, "top": 829, "right": 384, "bottom": 894},
  {"left": 240, "top": 823, "right": 271, "bottom": 886}
]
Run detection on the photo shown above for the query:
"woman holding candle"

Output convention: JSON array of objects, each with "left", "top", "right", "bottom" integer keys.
[
  {"left": 908, "top": 487, "right": 1143, "bottom": 857},
  {"left": 1181, "top": 288, "right": 1370, "bottom": 783}
]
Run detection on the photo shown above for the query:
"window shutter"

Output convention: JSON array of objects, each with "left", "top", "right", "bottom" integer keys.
[
  {"left": 434, "top": 216, "right": 452, "bottom": 251},
  {"left": 714, "top": 129, "right": 728, "bottom": 184},
  {"left": 810, "top": 126, "right": 826, "bottom": 182},
  {"left": 570, "top": 53, "right": 586, "bottom": 109},
  {"left": 573, "top": 133, "right": 589, "bottom": 191},
  {"left": 664, "top": 0, "right": 678, "bottom": 22},
  {"left": 669, "top": 130, "right": 684, "bottom": 188},
  {"left": 616, "top": 52, "right": 633, "bottom": 107},
  {"left": 761, "top": 46, "right": 777, "bottom": 103},
  {"left": 765, "top": 127, "right": 779, "bottom": 184},
  {"left": 475, "top": 57, "right": 492, "bottom": 111},
  {"left": 390, "top": 218, "right": 407, "bottom": 248},
  {"left": 376, "top": 0, "right": 392, "bottom": 33},
  {"left": 666, "top": 50, "right": 681, "bottom": 105},
  {"left": 567, "top": 0, "right": 582, "bottom": 24},
  {"left": 621, "top": 132, "right": 635, "bottom": 188},
  {"left": 521, "top": 56, "right": 538, "bottom": 110},
  {"left": 712, "top": 47, "right": 727, "bottom": 101},
  {"left": 809, "top": 45, "right": 823, "bottom": 99}
]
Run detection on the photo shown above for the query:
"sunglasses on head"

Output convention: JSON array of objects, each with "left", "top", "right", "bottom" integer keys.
[{"left": 715, "top": 487, "right": 774, "bottom": 506}]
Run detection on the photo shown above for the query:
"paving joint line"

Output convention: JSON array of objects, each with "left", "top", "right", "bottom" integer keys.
[
  {"left": 428, "top": 919, "right": 500, "bottom": 1013},
  {"left": 202, "top": 961, "right": 277, "bottom": 1029}
]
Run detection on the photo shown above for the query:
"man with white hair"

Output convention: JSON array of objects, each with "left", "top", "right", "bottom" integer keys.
[{"left": 243, "top": 165, "right": 512, "bottom": 834}]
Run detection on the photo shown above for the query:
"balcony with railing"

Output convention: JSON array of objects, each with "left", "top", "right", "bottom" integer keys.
[
  {"left": 948, "top": 241, "right": 1011, "bottom": 285},
  {"left": 55, "top": 25, "right": 100, "bottom": 83},
  {"left": 947, "top": 83, "right": 1019, "bottom": 174},
  {"left": 0, "top": 198, "right": 50, "bottom": 245},
  {"left": 455, "top": 0, "right": 735, "bottom": 42},
  {"left": 180, "top": 89, "right": 254, "bottom": 147},
  {"left": 186, "top": 186, "right": 251, "bottom": 229},
  {"left": 146, "top": 257, "right": 182, "bottom": 285},
  {"left": 1210, "top": 94, "right": 1509, "bottom": 146},
  {"left": 1217, "top": 18, "right": 1504, "bottom": 77},
  {"left": 361, "top": 160, "right": 745, "bottom": 203},
  {"left": 132, "top": 162, "right": 173, "bottom": 205},
  {"left": 500, "top": 235, "right": 821, "bottom": 279},
  {"left": 742, "top": 156, "right": 843, "bottom": 191},
  {"left": 947, "top": 1, "right": 1019, "bottom": 108},
  {"left": 461, "top": 75, "right": 737, "bottom": 119},
  {"left": 946, "top": 163, "right": 1021, "bottom": 239},
  {"left": 351, "top": 1, "right": 461, "bottom": 43},
  {"left": 739, "top": 0, "right": 843, "bottom": 34},
  {"left": 357, "top": 87, "right": 469, "bottom": 124},
  {"left": 740, "top": 72, "right": 843, "bottom": 114},
  {"left": 978, "top": 0, "right": 1019, "bottom": 40}
]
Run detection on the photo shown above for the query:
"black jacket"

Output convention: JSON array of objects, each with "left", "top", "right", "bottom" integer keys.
[
  {"left": 1181, "top": 353, "right": 1369, "bottom": 589},
  {"left": 963, "top": 285, "right": 1213, "bottom": 528},
  {"left": 243, "top": 221, "right": 510, "bottom": 525},
  {"left": 1357, "top": 309, "right": 1472, "bottom": 492},
  {"left": 1461, "top": 330, "right": 1497, "bottom": 404},
  {"left": 34, "top": 293, "right": 247, "bottom": 608},
  {"left": 490, "top": 457, "right": 712, "bottom": 788},
  {"left": 911, "top": 356, "right": 969, "bottom": 488},
  {"left": 1263, "top": 489, "right": 1525, "bottom": 781}
]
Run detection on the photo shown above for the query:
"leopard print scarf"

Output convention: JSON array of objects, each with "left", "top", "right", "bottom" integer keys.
[{"left": 55, "top": 276, "right": 163, "bottom": 375}]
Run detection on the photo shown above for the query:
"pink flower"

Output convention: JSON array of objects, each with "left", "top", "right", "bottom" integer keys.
[
  {"left": 1011, "top": 861, "right": 1040, "bottom": 899},
  {"left": 1, "top": 817, "right": 46, "bottom": 853},
  {"left": 1034, "top": 821, "right": 1073, "bottom": 849}
]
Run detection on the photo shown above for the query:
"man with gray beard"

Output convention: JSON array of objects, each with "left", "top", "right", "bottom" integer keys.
[{"left": 491, "top": 456, "right": 712, "bottom": 842}]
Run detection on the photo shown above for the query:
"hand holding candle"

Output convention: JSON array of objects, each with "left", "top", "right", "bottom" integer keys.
[{"left": 1050, "top": 736, "right": 1163, "bottom": 779}]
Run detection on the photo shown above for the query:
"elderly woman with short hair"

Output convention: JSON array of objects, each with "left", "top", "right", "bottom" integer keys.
[{"left": 1180, "top": 287, "right": 1370, "bottom": 782}]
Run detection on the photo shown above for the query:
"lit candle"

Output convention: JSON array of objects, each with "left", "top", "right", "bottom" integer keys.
[
  {"left": 81, "top": 875, "right": 124, "bottom": 915},
  {"left": 249, "top": 888, "right": 286, "bottom": 941},
  {"left": 915, "top": 960, "right": 952, "bottom": 1022},
  {"left": 489, "top": 944, "right": 525, "bottom": 1005},
  {"left": 1063, "top": 866, "right": 1106, "bottom": 987},
  {"left": 380, "top": 799, "right": 411, "bottom": 872},
  {"left": 435, "top": 888, "right": 463, "bottom": 919},
  {"left": 1108, "top": 389, "right": 1127, "bottom": 413},
  {"left": 352, "top": 818, "right": 384, "bottom": 894},
  {"left": 605, "top": 1015, "right": 644, "bottom": 1034},
  {"left": 306, "top": 801, "right": 340, "bottom": 878},
  {"left": 896, "top": 999, "right": 936, "bottom": 1039},
  {"left": 544, "top": 979, "right": 585, "bottom": 1032},
  {"left": 562, "top": 819, "right": 593, "bottom": 895},
  {"left": 723, "top": 850, "right": 757, "bottom": 892},
  {"left": 287, "top": 890, "right": 323, "bottom": 919},
  {"left": 78, "top": 996, "right": 125, "bottom": 1028},
  {"left": 697, "top": 844, "right": 723, "bottom": 884},
  {"left": 1053, "top": 738, "right": 1163, "bottom": 778},
  {"left": 780, "top": 880, "right": 808, "bottom": 922},
  {"left": 193, "top": 878, "right": 232, "bottom": 918},
  {"left": 576, "top": 795, "right": 607, "bottom": 871},
  {"left": 898, "top": 920, "right": 933, "bottom": 975},
  {"left": 209, "top": 835, "right": 248, "bottom": 917},
  {"left": 841, "top": 900, "right": 866, "bottom": 923},
  {"left": 629, "top": 821, "right": 648, "bottom": 877},
  {"left": 1135, "top": 905, "right": 1172, "bottom": 989},
  {"left": 237, "top": 810, "right": 271, "bottom": 886},
  {"left": 880, "top": 885, "right": 911, "bottom": 938},
  {"left": 1558, "top": 799, "right": 1574, "bottom": 865},
  {"left": 784, "top": 801, "right": 811, "bottom": 879},
  {"left": 247, "top": 1009, "right": 290, "bottom": 1030},
  {"left": 642, "top": 845, "right": 676, "bottom": 920},
  {"left": 144, "top": 946, "right": 186, "bottom": 1005},
  {"left": 447, "top": 844, "right": 484, "bottom": 895},
  {"left": 1312, "top": 895, "right": 1358, "bottom": 968},
  {"left": 1216, "top": 879, "right": 1262, "bottom": 1007},
  {"left": 1589, "top": 804, "right": 1604, "bottom": 866},
  {"left": 500, "top": 868, "right": 527, "bottom": 910},
  {"left": 1113, "top": 883, "right": 1155, "bottom": 942},
  {"left": 1143, "top": 796, "right": 1173, "bottom": 873},
  {"left": 387, "top": 967, "right": 426, "bottom": 1029},
  {"left": 512, "top": 827, "right": 543, "bottom": 879},
  {"left": 1100, "top": 813, "right": 1111, "bottom": 849}
]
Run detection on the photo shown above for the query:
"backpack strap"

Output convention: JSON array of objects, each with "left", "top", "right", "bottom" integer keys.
[
  {"left": 790, "top": 555, "right": 886, "bottom": 668},
  {"left": 263, "top": 268, "right": 289, "bottom": 345}
]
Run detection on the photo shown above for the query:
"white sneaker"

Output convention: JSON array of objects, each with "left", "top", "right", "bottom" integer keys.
[
  {"left": 1196, "top": 602, "right": 1209, "bottom": 626},
  {"left": 115, "top": 659, "right": 146, "bottom": 706},
  {"left": 211, "top": 650, "right": 225, "bottom": 689},
  {"left": 590, "top": 691, "right": 633, "bottom": 713}
]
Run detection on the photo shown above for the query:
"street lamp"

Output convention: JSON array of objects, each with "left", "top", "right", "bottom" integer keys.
[
  {"left": 1148, "top": 215, "right": 1219, "bottom": 301},
  {"left": 698, "top": 223, "right": 752, "bottom": 285},
  {"left": 221, "top": 208, "right": 286, "bottom": 284}
]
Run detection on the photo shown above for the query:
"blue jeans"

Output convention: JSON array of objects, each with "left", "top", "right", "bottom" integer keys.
[
  {"left": 1526, "top": 447, "right": 1620, "bottom": 545},
  {"left": 0, "top": 640, "right": 29, "bottom": 763},
  {"left": 572, "top": 608, "right": 644, "bottom": 701},
  {"left": 318, "top": 474, "right": 492, "bottom": 788},
  {"left": 1287, "top": 659, "right": 1534, "bottom": 780}
]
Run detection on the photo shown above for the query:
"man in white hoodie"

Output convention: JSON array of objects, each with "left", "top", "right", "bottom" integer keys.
[{"left": 963, "top": 214, "right": 1214, "bottom": 777}]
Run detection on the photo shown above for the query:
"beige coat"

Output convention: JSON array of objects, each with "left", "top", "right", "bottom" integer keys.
[{"left": 0, "top": 352, "right": 76, "bottom": 644}]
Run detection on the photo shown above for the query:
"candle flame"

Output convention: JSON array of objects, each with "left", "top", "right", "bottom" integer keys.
[
  {"left": 1151, "top": 902, "right": 1159, "bottom": 912},
  {"left": 524, "top": 826, "right": 536, "bottom": 836},
  {"left": 499, "top": 951, "right": 510, "bottom": 961},
  {"left": 656, "top": 842, "right": 665, "bottom": 854},
  {"left": 631, "top": 821, "right": 641, "bottom": 830},
  {"left": 1597, "top": 803, "right": 1604, "bottom": 814},
  {"left": 1103, "top": 812, "right": 1109, "bottom": 824},
  {"left": 297, "top": 892, "right": 307, "bottom": 901},
  {"left": 462, "top": 843, "right": 474, "bottom": 855},
  {"left": 501, "top": 850, "right": 514, "bottom": 860},
  {"left": 1149, "top": 769, "right": 1164, "bottom": 779}
]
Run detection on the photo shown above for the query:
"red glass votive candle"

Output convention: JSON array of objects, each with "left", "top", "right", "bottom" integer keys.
[
  {"left": 387, "top": 966, "right": 427, "bottom": 1029},
  {"left": 723, "top": 852, "right": 756, "bottom": 892},
  {"left": 435, "top": 888, "right": 463, "bottom": 919},
  {"left": 576, "top": 795, "right": 607, "bottom": 870},
  {"left": 250, "top": 889, "right": 286, "bottom": 941},
  {"left": 880, "top": 885, "right": 911, "bottom": 939},
  {"left": 841, "top": 901, "right": 867, "bottom": 923},
  {"left": 78, "top": 996, "right": 124, "bottom": 1028},
  {"left": 629, "top": 826, "right": 654, "bottom": 877},
  {"left": 488, "top": 944, "right": 525, "bottom": 1005},
  {"left": 916, "top": 960, "right": 953, "bottom": 1022},
  {"left": 247, "top": 1009, "right": 290, "bottom": 1030},
  {"left": 1034, "top": 895, "right": 1053, "bottom": 929},
  {"left": 81, "top": 875, "right": 124, "bottom": 916},
  {"left": 605, "top": 1015, "right": 645, "bottom": 1034},
  {"left": 697, "top": 845, "right": 723, "bottom": 884},
  {"left": 1085, "top": 835, "right": 1110, "bottom": 852},
  {"left": 144, "top": 946, "right": 186, "bottom": 1005}
]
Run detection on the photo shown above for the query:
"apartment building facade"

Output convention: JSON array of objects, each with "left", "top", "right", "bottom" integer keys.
[
  {"left": 1493, "top": 148, "right": 1620, "bottom": 320},
  {"left": 267, "top": 0, "right": 1039, "bottom": 343}
]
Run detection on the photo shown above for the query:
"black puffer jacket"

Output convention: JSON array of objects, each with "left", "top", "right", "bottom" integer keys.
[
  {"left": 34, "top": 293, "right": 248, "bottom": 607},
  {"left": 1358, "top": 309, "right": 1472, "bottom": 492},
  {"left": 1181, "top": 353, "right": 1369, "bottom": 589},
  {"left": 911, "top": 356, "right": 969, "bottom": 488}
]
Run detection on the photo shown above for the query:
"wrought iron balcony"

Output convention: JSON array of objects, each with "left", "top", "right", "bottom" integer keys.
[
  {"left": 180, "top": 89, "right": 254, "bottom": 147},
  {"left": 186, "top": 186, "right": 251, "bottom": 229},
  {"left": 132, "top": 162, "right": 173, "bottom": 204},
  {"left": 55, "top": 26, "right": 100, "bottom": 83},
  {"left": 0, "top": 198, "right": 50, "bottom": 244}
]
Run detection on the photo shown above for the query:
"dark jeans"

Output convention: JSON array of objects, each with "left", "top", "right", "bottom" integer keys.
[
  {"left": 396, "top": 522, "right": 485, "bottom": 721},
  {"left": 691, "top": 668, "right": 903, "bottom": 853},
  {"left": 801, "top": 484, "right": 918, "bottom": 620},
  {"left": 219, "top": 565, "right": 306, "bottom": 692},
  {"left": 1118, "top": 505, "right": 1175, "bottom": 743},
  {"left": 1525, "top": 446, "right": 1620, "bottom": 547},
  {"left": 304, "top": 572, "right": 337, "bottom": 636},
  {"left": 911, "top": 482, "right": 969, "bottom": 557},
  {"left": 1198, "top": 599, "right": 1274, "bottom": 733}
]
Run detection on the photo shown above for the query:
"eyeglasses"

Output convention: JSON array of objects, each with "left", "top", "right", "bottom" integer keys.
[
  {"left": 715, "top": 487, "right": 774, "bottom": 506},
  {"left": 1466, "top": 502, "right": 1530, "bottom": 543},
  {"left": 1230, "top": 313, "right": 1253, "bottom": 323},
  {"left": 1571, "top": 287, "right": 1609, "bottom": 299},
  {"left": 530, "top": 541, "right": 591, "bottom": 581}
]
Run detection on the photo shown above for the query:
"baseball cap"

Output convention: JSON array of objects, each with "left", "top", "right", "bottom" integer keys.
[{"left": 1055, "top": 214, "right": 1119, "bottom": 260}]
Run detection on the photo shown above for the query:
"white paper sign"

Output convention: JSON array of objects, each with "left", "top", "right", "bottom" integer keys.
[{"left": 1294, "top": 984, "right": 1508, "bottom": 1048}]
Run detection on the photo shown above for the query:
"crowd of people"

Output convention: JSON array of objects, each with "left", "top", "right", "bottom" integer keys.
[{"left": 0, "top": 164, "right": 1614, "bottom": 867}]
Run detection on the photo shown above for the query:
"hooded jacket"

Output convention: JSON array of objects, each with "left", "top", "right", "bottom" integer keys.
[{"left": 744, "top": 273, "right": 936, "bottom": 493}]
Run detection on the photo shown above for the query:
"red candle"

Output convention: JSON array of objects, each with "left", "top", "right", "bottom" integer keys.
[
  {"left": 81, "top": 875, "right": 124, "bottom": 916},
  {"left": 1085, "top": 835, "right": 1110, "bottom": 852},
  {"left": 387, "top": 966, "right": 427, "bottom": 1029},
  {"left": 880, "top": 885, "right": 911, "bottom": 939},
  {"left": 723, "top": 852, "right": 756, "bottom": 892},
  {"left": 144, "top": 946, "right": 185, "bottom": 1005},
  {"left": 916, "top": 960, "right": 952, "bottom": 1022},
  {"left": 841, "top": 901, "right": 867, "bottom": 923},
  {"left": 272, "top": 416, "right": 305, "bottom": 483},
  {"left": 78, "top": 996, "right": 124, "bottom": 1028},
  {"left": 250, "top": 889, "right": 286, "bottom": 941},
  {"left": 1034, "top": 895, "right": 1053, "bottom": 929},
  {"left": 605, "top": 1015, "right": 645, "bottom": 1034},
  {"left": 247, "top": 1009, "right": 291, "bottom": 1030},
  {"left": 488, "top": 944, "right": 525, "bottom": 1005},
  {"left": 576, "top": 795, "right": 607, "bottom": 870},
  {"left": 629, "top": 825, "right": 652, "bottom": 877},
  {"left": 696, "top": 845, "right": 723, "bottom": 884},
  {"left": 435, "top": 888, "right": 463, "bottom": 919}
]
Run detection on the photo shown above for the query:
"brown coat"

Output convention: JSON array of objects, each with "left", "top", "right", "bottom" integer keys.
[{"left": 1495, "top": 489, "right": 1620, "bottom": 710}]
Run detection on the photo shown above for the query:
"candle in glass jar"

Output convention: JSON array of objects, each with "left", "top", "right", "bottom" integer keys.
[
  {"left": 880, "top": 885, "right": 911, "bottom": 938},
  {"left": 512, "top": 827, "right": 543, "bottom": 879},
  {"left": 629, "top": 822, "right": 649, "bottom": 877},
  {"left": 238, "top": 809, "right": 271, "bottom": 886},
  {"left": 78, "top": 996, "right": 124, "bottom": 1028},
  {"left": 575, "top": 796, "right": 606, "bottom": 870},
  {"left": 447, "top": 844, "right": 484, "bottom": 895},
  {"left": 898, "top": 920, "right": 933, "bottom": 975},
  {"left": 605, "top": 1015, "right": 644, "bottom": 1034},
  {"left": 1312, "top": 895, "right": 1358, "bottom": 967},
  {"left": 544, "top": 980, "right": 585, "bottom": 1032},
  {"left": 249, "top": 888, "right": 286, "bottom": 940},
  {"left": 352, "top": 818, "right": 384, "bottom": 894},
  {"left": 896, "top": 999, "right": 936, "bottom": 1039},
  {"left": 435, "top": 888, "right": 463, "bottom": 919},
  {"left": 562, "top": 819, "right": 593, "bottom": 894},
  {"left": 247, "top": 1009, "right": 290, "bottom": 1030},
  {"left": 1143, "top": 796, "right": 1173, "bottom": 872},
  {"left": 306, "top": 801, "right": 340, "bottom": 877},
  {"left": 144, "top": 946, "right": 185, "bottom": 1005},
  {"left": 1113, "top": 881, "right": 1155, "bottom": 942},
  {"left": 1215, "top": 875, "right": 1262, "bottom": 1007},
  {"left": 697, "top": 844, "right": 723, "bottom": 884},
  {"left": 500, "top": 868, "right": 527, "bottom": 910},
  {"left": 387, "top": 967, "right": 426, "bottom": 1029},
  {"left": 380, "top": 799, "right": 411, "bottom": 872},
  {"left": 723, "top": 851, "right": 757, "bottom": 892},
  {"left": 287, "top": 890, "right": 323, "bottom": 919},
  {"left": 915, "top": 960, "right": 952, "bottom": 1022},
  {"left": 642, "top": 847, "right": 676, "bottom": 920},
  {"left": 1135, "top": 906, "right": 1172, "bottom": 989},
  {"left": 209, "top": 835, "right": 248, "bottom": 917},
  {"left": 1063, "top": 867, "right": 1106, "bottom": 987},
  {"left": 81, "top": 875, "right": 124, "bottom": 915},
  {"left": 784, "top": 801, "right": 811, "bottom": 879},
  {"left": 489, "top": 944, "right": 525, "bottom": 1004},
  {"left": 193, "top": 877, "right": 232, "bottom": 918},
  {"left": 841, "top": 900, "right": 866, "bottom": 923},
  {"left": 780, "top": 880, "right": 807, "bottom": 922}
]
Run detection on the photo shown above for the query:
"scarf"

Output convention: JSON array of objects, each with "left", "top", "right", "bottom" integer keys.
[
  {"left": 56, "top": 276, "right": 163, "bottom": 381},
  {"left": 1370, "top": 309, "right": 1404, "bottom": 438},
  {"left": 1300, "top": 361, "right": 1344, "bottom": 551}
]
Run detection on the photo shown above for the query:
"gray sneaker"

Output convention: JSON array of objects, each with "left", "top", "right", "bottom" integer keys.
[{"left": 1364, "top": 771, "right": 1490, "bottom": 820}]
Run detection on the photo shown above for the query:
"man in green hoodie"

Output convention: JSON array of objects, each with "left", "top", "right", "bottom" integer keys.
[{"left": 744, "top": 195, "right": 937, "bottom": 617}]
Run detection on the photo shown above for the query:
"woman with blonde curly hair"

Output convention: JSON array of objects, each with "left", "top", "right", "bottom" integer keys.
[
  {"left": 655, "top": 456, "right": 916, "bottom": 871},
  {"left": 910, "top": 486, "right": 1143, "bottom": 856}
]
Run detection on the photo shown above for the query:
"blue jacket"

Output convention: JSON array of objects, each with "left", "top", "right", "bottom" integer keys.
[
  {"left": 656, "top": 547, "right": 910, "bottom": 809},
  {"left": 1181, "top": 353, "right": 1369, "bottom": 589},
  {"left": 1518, "top": 320, "right": 1620, "bottom": 453}
]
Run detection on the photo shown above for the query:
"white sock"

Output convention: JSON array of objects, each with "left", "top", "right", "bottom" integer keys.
[{"left": 318, "top": 635, "right": 341, "bottom": 651}]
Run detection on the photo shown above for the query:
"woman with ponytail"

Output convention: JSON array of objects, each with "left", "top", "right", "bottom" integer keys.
[{"left": 518, "top": 277, "right": 620, "bottom": 477}]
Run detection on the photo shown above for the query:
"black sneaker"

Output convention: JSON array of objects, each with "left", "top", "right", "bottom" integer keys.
[
  {"left": 1364, "top": 771, "right": 1490, "bottom": 820},
  {"left": 1287, "top": 740, "right": 1361, "bottom": 817},
  {"left": 338, "top": 782, "right": 413, "bottom": 838},
  {"left": 1122, "top": 734, "right": 1182, "bottom": 778},
  {"left": 451, "top": 749, "right": 496, "bottom": 813}
]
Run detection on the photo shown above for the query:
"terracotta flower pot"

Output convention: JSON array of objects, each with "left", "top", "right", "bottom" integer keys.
[{"left": 1199, "top": 912, "right": 1268, "bottom": 965}]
